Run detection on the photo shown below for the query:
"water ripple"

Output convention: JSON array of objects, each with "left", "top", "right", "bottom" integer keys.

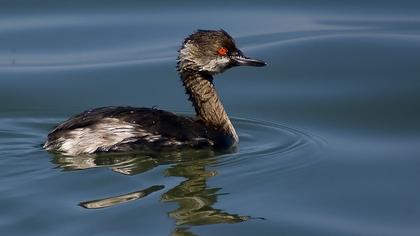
[
  {"left": 0, "top": 116, "right": 323, "bottom": 176},
  {"left": 213, "top": 117, "right": 324, "bottom": 175}
]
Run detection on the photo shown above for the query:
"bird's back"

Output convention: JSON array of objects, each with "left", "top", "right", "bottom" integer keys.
[{"left": 44, "top": 106, "right": 214, "bottom": 156}]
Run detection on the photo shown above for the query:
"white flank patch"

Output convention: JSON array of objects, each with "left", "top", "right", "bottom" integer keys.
[{"left": 55, "top": 118, "right": 159, "bottom": 156}]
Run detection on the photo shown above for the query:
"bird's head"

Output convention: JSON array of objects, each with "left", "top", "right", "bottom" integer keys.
[{"left": 177, "top": 29, "right": 266, "bottom": 75}]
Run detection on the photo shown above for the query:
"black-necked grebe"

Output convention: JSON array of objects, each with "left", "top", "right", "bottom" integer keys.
[{"left": 43, "top": 29, "right": 266, "bottom": 155}]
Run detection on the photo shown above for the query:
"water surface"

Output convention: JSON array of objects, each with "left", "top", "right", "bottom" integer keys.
[{"left": 1, "top": 1, "right": 419, "bottom": 236}]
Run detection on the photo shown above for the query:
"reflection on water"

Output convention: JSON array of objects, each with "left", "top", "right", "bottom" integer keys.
[
  {"left": 43, "top": 117, "right": 310, "bottom": 235},
  {"left": 51, "top": 149, "right": 252, "bottom": 232},
  {"left": 79, "top": 185, "right": 165, "bottom": 209},
  {"left": 162, "top": 158, "right": 250, "bottom": 226}
]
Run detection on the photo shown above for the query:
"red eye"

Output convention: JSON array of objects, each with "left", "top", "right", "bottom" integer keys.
[{"left": 217, "top": 47, "right": 228, "bottom": 56}]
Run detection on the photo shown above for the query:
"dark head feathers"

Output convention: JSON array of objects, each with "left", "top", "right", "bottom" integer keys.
[{"left": 181, "top": 29, "right": 237, "bottom": 53}]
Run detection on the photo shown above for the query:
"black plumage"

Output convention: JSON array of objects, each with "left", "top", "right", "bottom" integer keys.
[{"left": 44, "top": 29, "right": 266, "bottom": 155}]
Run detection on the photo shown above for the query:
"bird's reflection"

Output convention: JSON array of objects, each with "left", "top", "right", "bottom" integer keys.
[
  {"left": 79, "top": 185, "right": 165, "bottom": 209},
  {"left": 51, "top": 149, "right": 251, "bottom": 233}
]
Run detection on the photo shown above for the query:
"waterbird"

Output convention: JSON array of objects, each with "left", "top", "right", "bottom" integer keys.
[{"left": 43, "top": 29, "right": 266, "bottom": 155}]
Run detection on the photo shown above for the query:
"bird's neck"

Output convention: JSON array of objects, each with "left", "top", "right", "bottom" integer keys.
[{"left": 180, "top": 70, "right": 238, "bottom": 144}]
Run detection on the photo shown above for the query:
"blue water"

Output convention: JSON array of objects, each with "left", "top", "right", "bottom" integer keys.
[{"left": 1, "top": 1, "right": 419, "bottom": 235}]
